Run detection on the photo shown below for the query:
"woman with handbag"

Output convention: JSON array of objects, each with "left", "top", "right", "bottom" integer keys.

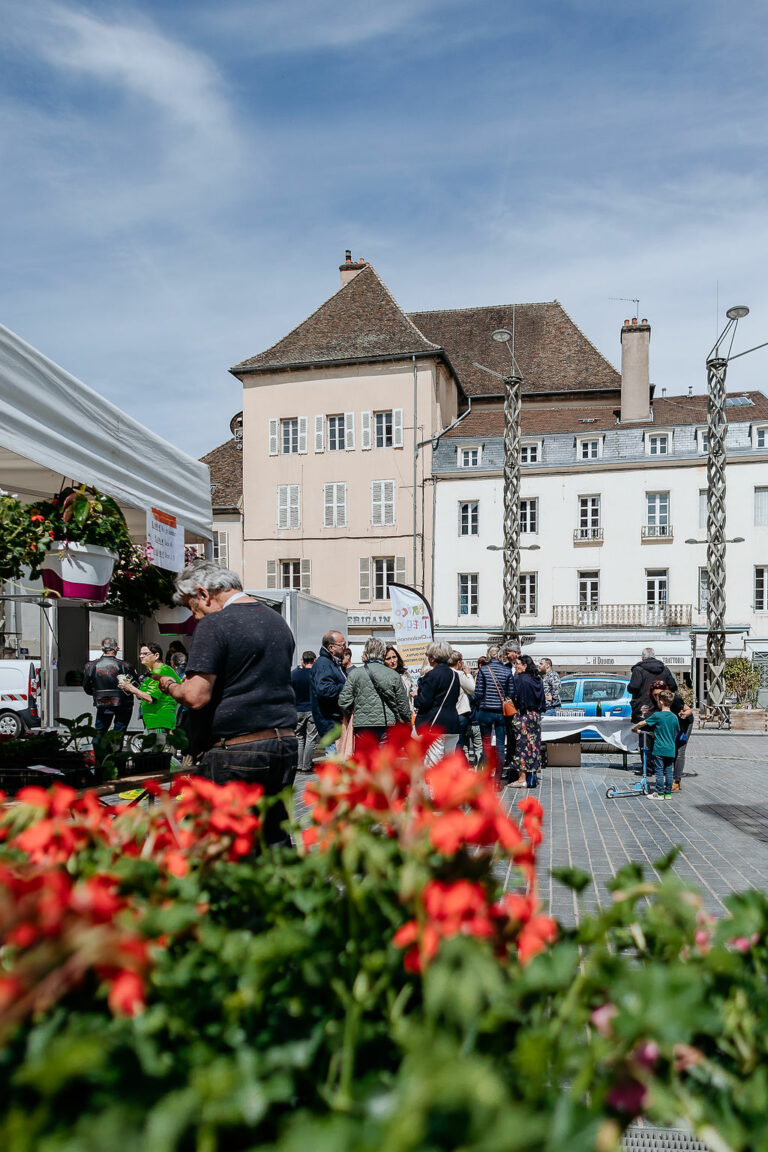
[
  {"left": 508, "top": 654, "right": 547, "bottom": 788},
  {"left": 473, "top": 646, "right": 513, "bottom": 784},
  {"left": 413, "top": 641, "right": 461, "bottom": 767},
  {"left": 338, "top": 637, "right": 411, "bottom": 747}
]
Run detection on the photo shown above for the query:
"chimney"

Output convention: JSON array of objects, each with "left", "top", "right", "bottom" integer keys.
[
  {"left": 620, "top": 317, "right": 651, "bottom": 422},
  {"left": 339, "top": 250, "right": 367, "bottom": 287}
]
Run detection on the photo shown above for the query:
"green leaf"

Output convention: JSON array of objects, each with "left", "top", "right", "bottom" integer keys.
[
  {"left": 550, "top": 866, "right": 592, "bottom": 893},
  {"left": 653, "top": 845, "right": 682, "bottom": 874}
]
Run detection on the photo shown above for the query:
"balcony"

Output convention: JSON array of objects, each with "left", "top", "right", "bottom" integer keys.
[
  {"left": 641, "top": 524, "right": 674, "bottom": 542},
  {"left": 552, "top": 603, "right": 693, "bottom": 628},
  {"left": 573, "top": 527, "right": 604, "bottom": 544}
]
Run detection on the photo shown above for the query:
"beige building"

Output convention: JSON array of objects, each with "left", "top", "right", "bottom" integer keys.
[{"left": 200, "top": 414, "right": 244, "bottom": 582}]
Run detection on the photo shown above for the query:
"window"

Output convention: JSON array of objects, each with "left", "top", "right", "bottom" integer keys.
[
  {"left": 646, "top": 569, "right": 668, "bottom": 609},
  {"left": 582, "top": 679, "right": 626, "bottom": 703},
  {"left": 520, "top": 573, "right": 537, "bottom": 615},
  {"left": 755, "top": 488, "right": 768, "bottom": 527},
  {"left": 698, "top": 568, "right": 709, "bottom": 612},
  {"left": 281, "top": 560, "right": 301, "bottom": 589},
  {"left": 373, "top": 557, "right": 395, "bottom": 600},
  {"left": 359, "top": 556, "right": 405, "bottom": 602},
  {"left": 371, "top": 480, "right": 396, "bottom": 526},
  {"left": 459, "top": 501, "right": 479, "bottom": 536},
  {"left": 212, "top": 529, "right": 229, "bottom": 568},
  {"left": 578, "top": 570, "right": 600, "bottom": 609},
  {"left": 559, "top": 680, "right": 577, "bottom": 703},
  {"left": 282, "top": 418, "right": 299, "bottom": 454},
  {"left": 328, "top": 415, "right": 346, "bottom": 452},
  {"left": 323, "top": 483, "right": 347, "bottom": 528},
  {"left": 647, "top": 433, "right": 669, "bottom": 456},
  {"left": 277, "top": 484, "right": 300, "bottom": 529},
  {"left": 754, "top": 427, "right": 768, "bottom": 449},
  {"left": 458, "top": 446, "right": 481, "bottom": 468},
  {"left": 520, "top": 498, "right": 538, "bottom": 534},
  {"left": 579, "top": 438, "right": 601, "bottom": 460},
  {"left": 458, "top": 573, "right": 479, "bottom": 616},
  {"left": 375, "top": 411, "right": 393, "bottom": 448},
  {"left": 755, "top": 567, "right": 768, "bottom": 611},
  {"left": 645, "top": 492, "right": 670, "bottom": 536},
  {"left": 699, "top": 489, "right": 708, "bottom": 531},
  {"left": 520, "top": 443, "right": 539, "bottom": 464},
  {"left": 577, "top": 495, "right": 601, "bottom": 540},
  {"left": 698, "top": 428, "right": 709, "bottom": 454}
]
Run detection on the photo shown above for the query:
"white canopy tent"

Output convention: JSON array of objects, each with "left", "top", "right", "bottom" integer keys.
[{"left": 0, "top": 323, "right": 212, "bottom": 540}]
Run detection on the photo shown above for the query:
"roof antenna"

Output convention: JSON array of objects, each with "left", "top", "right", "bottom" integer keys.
[{"left": 609, "top": 296, "right": 640, "bottom": 316}]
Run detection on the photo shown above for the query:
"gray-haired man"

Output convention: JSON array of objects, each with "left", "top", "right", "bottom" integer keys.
[
  {"left": 83, "top": 637, "right": 136, "bottom": 747},
  {"left": 158, "top": 560, "right": 298, "bottom": 844}
]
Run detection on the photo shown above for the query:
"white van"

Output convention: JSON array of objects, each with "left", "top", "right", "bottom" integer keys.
[{"left": 0, "top": 660, "right": 41, "bottom": 736}]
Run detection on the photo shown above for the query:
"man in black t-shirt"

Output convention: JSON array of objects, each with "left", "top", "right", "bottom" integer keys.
[{"left": 158, "top": 561, "right": 298, "bottom": 844}]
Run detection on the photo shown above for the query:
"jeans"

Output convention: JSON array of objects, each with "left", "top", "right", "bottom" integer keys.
[
  {"left": 94, "top": 704, "right": 133, "bottom": 738},
  {"left": 651, "top": 754, "right": 675, "bottom": 794},
  {"left": 295, "top": 710, "right": 318, "bottom": 772},
  {"left": 477, "top": 709, "right": 506, "bottom": 777},
  {"left": 200, "top": 734, "right": 298, "bottom": 846}
]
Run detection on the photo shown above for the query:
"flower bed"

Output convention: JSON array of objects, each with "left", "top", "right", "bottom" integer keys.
[{"left": 0, "top": 729, "right": 765, "bottom": 1150}]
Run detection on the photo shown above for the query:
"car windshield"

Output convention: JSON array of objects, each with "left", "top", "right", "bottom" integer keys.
[{"left": 582, "top": 680, "right": 627, "bottom": 702}]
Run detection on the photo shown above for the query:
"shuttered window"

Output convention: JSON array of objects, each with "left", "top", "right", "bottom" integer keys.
[
  {"left": 314, "top": 415, "right": 324, "bottom": 452},
  {"left": 301, "top": 558, "right": 311, "bottom": 593},
  {"left": 280, "top": 560, "right": 301, "bottom": 589},
  {"left": 323, "top": 483, "right": 347, "bottom": 527},
  {"left": 344, "top": 411, "right": 355, "bottom": 450},
  {"left": 268, "top": 418, "right": 278, "bottom": 456},
  {"left": 393, "top": 408, "right": 404, "bottom": 448},
  {"left": 371, "top": 480, "right": 395, "bottom": 526},
  {"left": 281, "top": 419, "right": 299, "bottom": 454},
  {"left": 266, "top": 560, "right": 277, "bottom": 589},
  {"left": 328, "top": 415, "right": 345, "bottom": 451},
  {"left": 277, "top": 485, "right": 300, "bottom": 529},
  {"left": 359, "top": 557, "right": 371, "bottom": 602},
  {"left": 375, "top": 411, "right": 393, "bottom": 447},
  {"left": 361, "top": 411, "right": 372, "bottom": 450},
  {"left": 213, "top": 530, "right": 229, "bottom": 568},
  {"left": 755, "top": 487, "right": 768, "bottom": 526}
]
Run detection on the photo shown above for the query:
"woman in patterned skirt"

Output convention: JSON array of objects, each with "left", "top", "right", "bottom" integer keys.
[{"left": 509, "top": 654, "right": 547, "bottom": 788}]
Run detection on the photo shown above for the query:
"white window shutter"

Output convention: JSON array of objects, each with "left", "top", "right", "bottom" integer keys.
[
  {"left": 371, "top": 480, "right": 383, "bottom": 526},
  {"left": 361, "top": 411, "right": 372, "bottom": 450},
  {"left": 359, "top": 557, "right": 371, "bottom": 602},
  {"left": 393, "top": 408, "right": 404, "bottom": 448},
  {"left": 323, "top": 483, "right": 335, "bottom": 528},
  {"left": 277, "top": 485, "right": 288, "bottom": 529},
  {"left": 345, "top": 411, "right": 355, "bottom": 450},
  {"left": 384, "top": 480, "right": 395, "bottom": 526},
  {"left": 289, "top": 485, "right": 300, "bottom": 529},
  {"left": 298, "top": 416, "right": 308, "bottom": 454},
  {"left": 337, "top": 483, "right": 347, "bottom": 527},
  {"left": 268, "top": 418, "right": 278, "bottom": 456},
  {"left": 300, "top": 558, "right": 311, "bottom": 594},
  {"left": 394, "top": 555, "right": 406, "bottom": 584},
  {"left": 314, "top": 415, "right": 324, "bottom": 453},
  {"left": 266, "top": 560, "right": 277, "bottom": 588}
]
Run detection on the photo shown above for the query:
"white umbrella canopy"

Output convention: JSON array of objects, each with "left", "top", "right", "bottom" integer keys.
[{"left": 0, "top": 323, "right": 212, "bottom": 542}]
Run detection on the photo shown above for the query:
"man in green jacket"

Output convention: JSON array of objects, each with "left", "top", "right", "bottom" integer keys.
[{"left": 338, "top": 637, "right": 411, "bottom": 744}]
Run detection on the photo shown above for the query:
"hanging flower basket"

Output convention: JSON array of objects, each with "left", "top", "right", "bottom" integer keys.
[
  {"left": 40, "top": 542, "right": 118, "bottom": 603},
  {"left": 155, "top": 605, "right": 196, "bottom": 636}
]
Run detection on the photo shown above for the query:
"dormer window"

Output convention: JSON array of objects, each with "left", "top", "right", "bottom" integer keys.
[
  {"left": 520, "top": 440, "right": 542, "bottom": 464},
  {"left": 753, "top": 425, "right": 768, "bottom": 450},
  {"left": 646, "top": 432, "right": 670, "bottom": 456},
  {"left": 577, "top": 436, "right": 603, "bottom": 460},
  {"left": 458, "top": 445, "right": 482, "bottom": 468},
  {"left": 697, "top": 428, "right": 709, "bottom": 454}
]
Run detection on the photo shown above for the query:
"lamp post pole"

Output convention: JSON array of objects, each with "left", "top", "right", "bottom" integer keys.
[
  {"left": 502, "top": 372, "right": 522, "bottom": 642},
  {"left": 705, "top": 355, "right": 728, "bottom": 715}
]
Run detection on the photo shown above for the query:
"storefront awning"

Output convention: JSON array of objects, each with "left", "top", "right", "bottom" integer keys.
[{"left": 0, "top": 323, "right": 212, "bottom": 540}]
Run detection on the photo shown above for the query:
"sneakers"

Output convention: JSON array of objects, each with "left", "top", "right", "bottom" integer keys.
[{"left": 648, "top": 791, "right": 665, "bottom": 800}]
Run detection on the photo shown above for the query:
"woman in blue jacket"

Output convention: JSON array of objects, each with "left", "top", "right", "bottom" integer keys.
[{"left": 508, "top": 654, "right": 547, "bottom": 788}]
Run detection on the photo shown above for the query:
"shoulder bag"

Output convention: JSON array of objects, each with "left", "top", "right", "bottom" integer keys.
[{"left": 486, "top": 664, "right": 516, "bottom": 717}]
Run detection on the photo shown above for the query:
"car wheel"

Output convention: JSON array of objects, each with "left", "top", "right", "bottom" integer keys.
[{"left": 0, "top": 711, "right": 23, "bottom": 737}]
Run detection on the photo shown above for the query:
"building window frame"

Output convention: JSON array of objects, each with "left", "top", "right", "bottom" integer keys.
[
  {"left": 753, "top": 425, "right": 768, "bottom": 450},
  {"left": 520, "top": 440, "right": 542, "bottom": 464},
  {"left": 458, "top": 572, "right": 479, "bottom": 616},
  {"left": 577, "top": 436, "right": 603, "bottom": 460},
  {"left": 520, "top": 498, "right": 538, "bottom": 534},
  {"left": 457, "top": 444, "right": 482, "bottom": 468},
  {"left": 755, "top": 566, "right": 768, "bottom": 611},
  {"left": 645, "top": 430, "right": 671, "bottom": 456},
  {"left": 280, "top": 559, "right": 301, "bottom": 590},
  {"left": 698, "top": 567, "right": 709, "bottom": 613},
  {"left": 458, "top": 500, "right": 479, "bottom": 536},
  {"left": 646, "top": 568, "right": 669, "bottom": 610},
  {"left": 520, "top": 572, "right": 537, "bottom": 615},
  {"left": 697, "top": 427, "right": 709, "bottom": 454},
  {"left": 327, "top": 414, "right": 346, "bottom": 452},
  {"left": 212, "top": 529, "right": 229, "bottom": 568},
  {"left": 578, "top": 570, "right": 600, "bottom": 609}
]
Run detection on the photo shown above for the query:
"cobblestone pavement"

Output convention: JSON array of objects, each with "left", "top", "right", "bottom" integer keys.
[{"left": 516, "top": 734, "right": 768, "bottom": 924}]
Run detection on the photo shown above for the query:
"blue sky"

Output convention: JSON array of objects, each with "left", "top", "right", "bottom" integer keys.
[{"left": 0, "top": 0, "right": 766, "bottom": 458}]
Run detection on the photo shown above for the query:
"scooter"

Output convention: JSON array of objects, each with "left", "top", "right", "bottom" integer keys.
[{"left": 606, "top": 731, "right": 651, "bottom": 800}]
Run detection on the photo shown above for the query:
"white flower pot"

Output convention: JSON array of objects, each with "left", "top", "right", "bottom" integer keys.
[
  {"left": 156, "top": 605, "right": 196, "bottom": 636},
  {"left": 40, "top": 542, "right": 117, "bottom": 603}
]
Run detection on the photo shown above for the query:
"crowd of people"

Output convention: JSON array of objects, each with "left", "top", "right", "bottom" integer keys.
[{"left": 82, "top": 563, "right": 695, "bottom": 841}]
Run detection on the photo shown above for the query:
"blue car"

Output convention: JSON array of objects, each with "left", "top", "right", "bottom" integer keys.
[{"left": 557, "top": 676, "right": 631, "bottom": 738}]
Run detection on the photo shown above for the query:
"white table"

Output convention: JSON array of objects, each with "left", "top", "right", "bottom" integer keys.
[{"left": 541, "top": 715, "right": 639, "bottom": 753}]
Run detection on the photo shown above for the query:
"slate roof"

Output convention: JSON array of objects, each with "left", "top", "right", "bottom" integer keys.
[
  {"left": 200, "top": 438, "right": 242, "bottom": 509},
  {"left": 443, "top": 391, "right": 768, "bottom": 438},
  {"left": 408, "top": 301, "right": 621, "bottom": 398},
  {"left": 231, "top": 264, "right": 442, "bottom": 375}
]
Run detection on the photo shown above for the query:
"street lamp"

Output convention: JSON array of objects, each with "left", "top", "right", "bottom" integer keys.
[
  {"left": 684, "top": 538, "right": 744, "bottom": 545},
  {"left": 487, "top": 544, "right": 541, "bottom": 551},
  {"left": 702, "top": 305, "right": 768, "bottom": 720}
]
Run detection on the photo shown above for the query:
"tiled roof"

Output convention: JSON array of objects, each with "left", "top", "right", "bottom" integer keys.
[
  {"left": 444, "top": 391, "right": 768, "bottom": 438},
  {"left": 200, "top": 438, "right": 242, "bottom": 509},
  {"left": 231, "top": 264, "right": 441, "bottom": 374},
  {"left": 408, "top": 301, "right": 621, "bottom": 398}
]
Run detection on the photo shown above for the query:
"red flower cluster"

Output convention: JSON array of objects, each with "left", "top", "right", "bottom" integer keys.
[{"left": 0, "top": 864, "right": 152, "bottom": 1027}]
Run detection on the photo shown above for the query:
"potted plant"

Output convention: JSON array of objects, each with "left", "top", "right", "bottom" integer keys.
[
  {"left": 724, "top": 657, "right": 766, "bottom": 731},
  {"left": 27, "top": 486, "right": 134, "bottom": 603},
  {"left": 0, "top": 488, "right": 49, "bottom": 582}
]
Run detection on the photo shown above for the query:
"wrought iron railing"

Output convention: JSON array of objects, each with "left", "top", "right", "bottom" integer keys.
[
  {"left": 573, "top": 527, "right": 604, "bottom": 543},
  {"left": 552, "top": 603, "right": 693, "bottom": 627},
  {"left": 641, "top": 524, "right": 674, "bottom": 541}
]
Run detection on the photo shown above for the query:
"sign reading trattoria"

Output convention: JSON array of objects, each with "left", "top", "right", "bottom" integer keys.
[{"left": 146, "top": 507, "right": 184, "bottom": 573}]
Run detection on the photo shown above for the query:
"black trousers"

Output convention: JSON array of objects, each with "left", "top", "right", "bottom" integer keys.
[{"left": 200, "top": 734, "right": 298, "bottom": 847}]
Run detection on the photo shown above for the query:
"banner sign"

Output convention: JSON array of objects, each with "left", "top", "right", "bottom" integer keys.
[
  {"left": 389, "top": 582, "right": 434, "bottom": 681},
  {"left": 146, "top": 507, "right": 184, "bottom": 573}
]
